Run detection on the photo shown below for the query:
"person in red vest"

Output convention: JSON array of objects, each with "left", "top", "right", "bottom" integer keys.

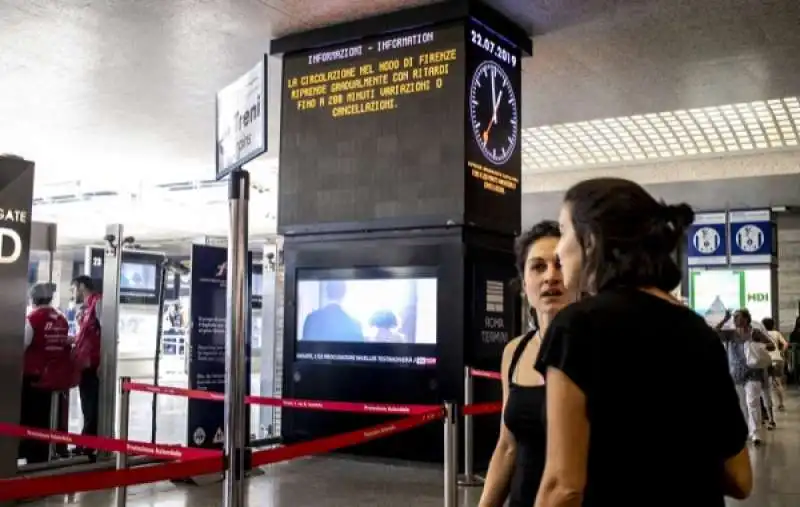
[
  {"left": 71, "top": 275, "right": 102, "bottom": 445},
  {"left": 21, "top": 283, "right": 71, "bottom": 463}
]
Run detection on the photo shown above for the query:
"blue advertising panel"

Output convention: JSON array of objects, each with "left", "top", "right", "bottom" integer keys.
[
  {"left": 686, "top": 212, "right": 728, "bottom": 266},
  {"left": 186, "top": 244, "right": 252, "bottom": 448},
  {"left": 729, "top": 209, "right": 775, "bottom": 265}
]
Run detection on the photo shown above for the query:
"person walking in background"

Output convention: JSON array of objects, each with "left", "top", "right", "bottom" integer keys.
[
  {"left": 71, "top": 275, "right": 102, "bottom": 450},
  {"left": 763, "top": 317, "right": 787, "bottom": 411},
  {"left": 790, "top": 316, "right": 800, "bottom": 344},
  {"left": 725, "top": 309, "right": 776, "bottom": 441}
]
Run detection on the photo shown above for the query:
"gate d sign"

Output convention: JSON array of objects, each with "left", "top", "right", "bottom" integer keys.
[{"left": 0, "top": 228, "right": 22, "bottom": 264}]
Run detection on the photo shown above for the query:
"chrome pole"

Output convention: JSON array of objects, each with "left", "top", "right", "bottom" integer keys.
[
  {"left": 47, "top": 391, "right": 59, "bottom": 461},
  {"left": 443, "top": 401, "right": 458, "bottom": 507},
  {"left": 223, "top": 169, "right": 249, "bottom": 507},
  {"left": 459, "top": 366, "right": 482, "bottom": 486},
  {"left": 116, "top": 377, "right": 131, "bottom": 507}
]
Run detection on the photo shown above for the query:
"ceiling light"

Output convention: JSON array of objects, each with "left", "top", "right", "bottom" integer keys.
[{"left": 521, "top": 96, "right": 800, "bottom": 173}]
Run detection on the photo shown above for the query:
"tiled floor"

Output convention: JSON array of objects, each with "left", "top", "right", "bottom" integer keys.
[{"left": 23, "top": 389, "right": 800, "bottom": 506}]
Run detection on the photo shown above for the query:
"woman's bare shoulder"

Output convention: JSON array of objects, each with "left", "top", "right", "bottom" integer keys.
[{"left": 504, "top": 335, "right": 525, "bottom": 353}]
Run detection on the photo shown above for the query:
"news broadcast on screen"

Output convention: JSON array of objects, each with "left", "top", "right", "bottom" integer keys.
[{"left": 294, "top": 269, "right": 437, "bottom": 367}]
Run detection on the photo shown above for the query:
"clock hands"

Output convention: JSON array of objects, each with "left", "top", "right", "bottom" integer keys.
[
  {"left": 471, "top": 60, "right": 517, "bottom": 165},
  {"left": 491, "top": 67, "right": 497, "bottom": 112},
  {"left": 492, "top": 90, "right": 502, "bottom": 124},
  {"left": 482, "top": 90, "right": 504, "bottom": 146}
]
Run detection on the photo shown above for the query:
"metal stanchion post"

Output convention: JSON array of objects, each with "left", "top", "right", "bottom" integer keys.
[
  {"left": 443, "top": 401, "right": 458, "bottom": 507},
  {"left": 223, "top": 169, "right": 249, "bottom": 507},
  {"left": 47, "top": 391, "right": 59, "bottom": 461},
  {"left": 116, "top": 376, "right": 131, "bottom": 507},
  {"left": 459, "top": 366, "right": 483, "bottom": 486}
]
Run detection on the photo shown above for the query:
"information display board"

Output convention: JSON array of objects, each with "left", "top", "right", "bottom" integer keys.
[
  {"left": 464, "top": 19, "right": 522, "bottom": 233},
  {"left": 278, "top": 24, "right": 466, "bottom": 230},
  {"left": 186, "top": 245, "right": 252, "bottom": 449}
]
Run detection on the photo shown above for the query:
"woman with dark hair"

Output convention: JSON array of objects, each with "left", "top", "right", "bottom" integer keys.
[
  {"left": 478, "top": 220, "right": 573, "bottom": 507},
  {"left": 532, "top": 178, "right": 752, "bottom": 506}
]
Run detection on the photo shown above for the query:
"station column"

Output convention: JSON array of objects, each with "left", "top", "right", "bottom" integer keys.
[
  {"left": 270, "top": 1, "right": 532, "bottom": 466},
  {"left": 0, "top": 155, "right": 35, "bottom": 487}
]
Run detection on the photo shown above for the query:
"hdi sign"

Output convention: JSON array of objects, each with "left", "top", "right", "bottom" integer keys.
[{"left": 746, "top": 292, "right": 769, "bottom": 303}]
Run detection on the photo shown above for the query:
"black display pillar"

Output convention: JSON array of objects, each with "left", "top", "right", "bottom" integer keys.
[{"left": 270, "top": 1, "right": 532, "bottom": 465}]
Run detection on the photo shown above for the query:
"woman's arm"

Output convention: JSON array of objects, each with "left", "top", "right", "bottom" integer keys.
[
  {"left": 535, "top": 368, "right": 589, "bottom": 507},
  {"left": 723, "top": 448, "right": 752, "bottom": 499},
  {"left": 477, "top": 339, "right": 520, "bottom": 507},
  {"left": 778, "top": 333, "right": 789, "bottom": 353},
  {"left": 714, "top": 310, "right": 732, "bottom": 332},
  {"left": 752, "top": 329, "right": 776, "bottom": 351}
]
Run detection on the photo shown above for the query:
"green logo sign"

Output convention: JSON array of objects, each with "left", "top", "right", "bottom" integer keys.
[{"left": 746, "top": 292, "right": 769, "bottom": 303}]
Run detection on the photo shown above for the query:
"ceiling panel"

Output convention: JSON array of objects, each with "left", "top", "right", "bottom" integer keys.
[
  {"left": 3, "top": 0, "right": 800, "bottom": 244},
  {"left": 521, "top": 172, "right": 800, "bottom": 229},
  {"left": 521, "top": 96, "right": 800, "bottom": 172},
  {"left": 522, "top": 0, "right": 800, "bottom": 126}
]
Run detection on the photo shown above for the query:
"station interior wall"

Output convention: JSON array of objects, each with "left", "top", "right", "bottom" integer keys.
[
  {"left": 521, "top": 151, "right": 800, "bottom": 332},
  {"left": 777, "top": 214, "right": 800, "bottom": 331}
]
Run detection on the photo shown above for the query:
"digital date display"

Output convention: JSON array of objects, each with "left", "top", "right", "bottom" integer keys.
[{"left": 470, "top": 27, "right": 517, "bottom": 68}]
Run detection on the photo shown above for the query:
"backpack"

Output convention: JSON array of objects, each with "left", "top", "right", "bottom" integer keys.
[{"left": 745, "top": 340, "right": 771, "bottom": 370}]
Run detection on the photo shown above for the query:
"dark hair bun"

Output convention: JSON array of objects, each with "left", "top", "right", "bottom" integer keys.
[
  {"left": 650, "top": 202, "right": 694, "bottom": 252},
  {"left": 664, "top": 203, "right": 695, "bottom": 230}
]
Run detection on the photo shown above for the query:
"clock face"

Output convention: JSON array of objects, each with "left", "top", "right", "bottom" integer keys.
[{"left": 469, "top": 60, "right": 518, "bottom": 166}]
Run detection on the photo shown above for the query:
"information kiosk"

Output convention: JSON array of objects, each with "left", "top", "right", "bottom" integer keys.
[{"left": 271, "top": 1, "right": 532, "bottom": 465}]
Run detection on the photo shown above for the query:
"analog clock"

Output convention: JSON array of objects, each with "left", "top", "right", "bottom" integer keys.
[{"left": 469, "top": 60, "right": 518, "bottom": 166}]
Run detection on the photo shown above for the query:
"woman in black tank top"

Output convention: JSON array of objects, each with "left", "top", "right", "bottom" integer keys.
[{"left": 478, "top": 221, "right": 573, "bottom": 507}]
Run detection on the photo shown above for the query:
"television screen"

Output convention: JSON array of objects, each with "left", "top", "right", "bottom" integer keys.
[
  {"left": 295, "top": 272, "right": 437, "bottom": 367},
  {"left": 120, "top": 262, "right": 157, "bottom": 292}
]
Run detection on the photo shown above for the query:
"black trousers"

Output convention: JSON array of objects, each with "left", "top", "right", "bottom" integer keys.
[
  {"left": 79, "top": 368, "right": 99, "bottom": 437},
  {"left": 20, "top": 376, "right": 53, "bottom": 464}
]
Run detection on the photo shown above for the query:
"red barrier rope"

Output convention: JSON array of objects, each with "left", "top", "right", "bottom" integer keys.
[
  {"left": 0, "top": 454, "right": 222, "bottom": 501},
  {"left": 0, "top": 409, "right": 444, "bottom": 501},
  {"left": 124, "top": 382, "right": 224, "bottom": 402},
  {"left": 0, "top": 422, "right": 217, "bottom": 461},
  {"left": 252, "top": 407, "right": 444, "bottom": 467},
  {"left": 123, "top": 381, "right": 438, "bottom": 415},
  {"left": 462, "top": 401, "right": 502, "bottom": 416},
  {"left": 469, "top": 368, "right": 502, "bottom": 381},
  {"left": 246, "top": 394, "right": 437, "bottom": 415}
]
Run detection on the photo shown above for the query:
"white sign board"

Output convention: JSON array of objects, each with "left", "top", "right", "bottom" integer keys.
[{"left": 216, "top": 57, "right": 267, "bottom": 180}]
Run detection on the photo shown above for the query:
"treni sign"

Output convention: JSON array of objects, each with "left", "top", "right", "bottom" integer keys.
[{"left": 215, "top": 57, "right": 268, "bottom": 180}]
